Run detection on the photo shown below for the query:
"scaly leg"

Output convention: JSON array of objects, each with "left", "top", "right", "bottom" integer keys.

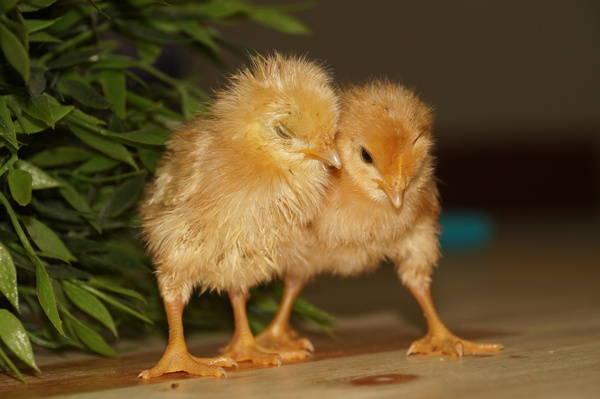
[
  {"left": 220, "top": 290, "right": 308, "bottom": 365},
  {"left": 255, "top": 278, "right": 313, "bottom": 356},
  {"left": 407, "top": 283, "right": 503, "bottom": 357},
  {"left": 139, "top": 297, "right": 236, "bottom": 379}
]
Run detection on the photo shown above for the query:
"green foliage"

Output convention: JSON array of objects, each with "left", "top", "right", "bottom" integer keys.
[{"left": 0, "top": 0, "right": 327, "bottom": 383}]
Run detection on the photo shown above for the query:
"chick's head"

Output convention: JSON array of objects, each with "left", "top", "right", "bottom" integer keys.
[
  {"left": 337, "top": 81, "right": 435, "bottom": 209},
  {"left": 212, "top": 53, "right": 341, "bottom": 170}
]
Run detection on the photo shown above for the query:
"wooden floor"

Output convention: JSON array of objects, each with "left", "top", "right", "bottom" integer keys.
[{"left": 2, "top": 213, "right": 600, "bottom": 399}]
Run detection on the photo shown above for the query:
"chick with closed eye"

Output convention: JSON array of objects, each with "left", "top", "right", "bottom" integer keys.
[{"left": 138, "top": 53, "right": 341, "bottom": 379}]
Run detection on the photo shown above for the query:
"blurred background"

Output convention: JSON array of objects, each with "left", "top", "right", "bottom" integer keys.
[{"left": 187, "top": 0, "right": 600, "bottom": 220}]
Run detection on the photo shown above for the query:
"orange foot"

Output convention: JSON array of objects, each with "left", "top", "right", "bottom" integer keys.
[
  {"left": 407, "top": 332, "right": 503, "bottom": 358},
  {"left": 256, "top": 325, "right": 313, "bottom": 359},
  {"left": 139, "top": 345, "right": 237, "bottom": 379},
  {"left": 220, "top": 339, "right": 282, "bottom": 366}
]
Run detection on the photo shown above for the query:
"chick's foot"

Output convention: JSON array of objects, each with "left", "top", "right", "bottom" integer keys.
[
  {"left": 407, "top": 332, "right": 503, "bottom": 358},
  {"left": 220, "top": 339, "right": 283, "bottom": 366},
  {"left": 256, "top": 326, "right": 314, "bottom": 357},
  {"left": 139, "top": 345, "right": 236, "bottom": 379}
]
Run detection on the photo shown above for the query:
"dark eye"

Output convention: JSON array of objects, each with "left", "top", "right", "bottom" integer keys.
[
  {"left": 275, "top": 124, "right": 293, "bottom": 139},
  {"left": 360, "top": 147, "right": 373, "bottom": 164}
]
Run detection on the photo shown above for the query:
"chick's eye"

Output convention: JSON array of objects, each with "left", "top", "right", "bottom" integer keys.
[
  {"left": 275, "top": 124, "right": 293, "bottom": 139},
  {"left": 360, "top": 147, "right": 373, "bottom": 164}
]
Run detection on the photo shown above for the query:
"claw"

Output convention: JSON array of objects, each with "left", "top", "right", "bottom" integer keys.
[
  {"left": 302, "top": 338, "right": 315, "bottom": 353},
  {"left": 453, "top": 341, "right": 464, "bottom": 358},
  {"left": 138, "top": 370, "right": 149, "bottom": 379},
  {"left": 407, "top": 343, "right": 417, "bottom": 356}
]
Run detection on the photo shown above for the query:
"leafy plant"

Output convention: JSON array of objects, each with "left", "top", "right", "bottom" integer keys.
[{"left": 0, "top": 0, "right": 331, "bottom": 383}]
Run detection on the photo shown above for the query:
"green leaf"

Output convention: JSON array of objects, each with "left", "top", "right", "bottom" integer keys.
[
  {"left": 21, "top": 95, "right": 54, "bottom": 128},
  {"left": 74, "top": 154, "right": 118, "bottom": 174},
  {"left": 27, "top": 65, "right": 48, "bottom": 96},
  {"left": 69, "top": 124, "right": 136, "bottom": 168},
  {"left": 102, "top": 173, "right": 147, "bottom": 218},
  {"left": 68, "top": 109, "right": 106, "bottom": 126},
  {"left": 126, "top": 91, "right": 183, "bottom": 121},
  {"left": 36, "top": 264, "right": 65, "bottom": 336},
  {"left": 83, "top": 286, "right": 152, "bottom": 324},
  {"left": 7, "top": 169, "right": 32, "bottom": 206},
  {"left": 111, "top": 128, "right": 169, "bottom": 146},
  {"left": 62, "top": 281, "right": 117, "bottom": 336},
  {"left": 0, "top": 344, "right": 25, "bottom": 382},
  {"left": 47, "top": 48, "right": 100, "bottom": 69},
  {"left": 136, "top": 41, "right": 162, "bottom": 64},
  {"left": 64, "top": 311, "right": 116, "bottom": 357},
  {"left": 28, "top": 146, "right": 93, "bottom": 168},
  {"left": 31, "top": 199, "right": 85, "bottom": 225},
  {"left": 57, "top": 180, "right": 91, "bottom": 213},
  {"left": 57, "top": 179, "right": 101, "bottom": 232},
  {"left": 249, "top": 7, "right": 311, "bottom": 35},
  {"left": 84, "top": 251, "right": 149, "bottom": 273},
  {"left": 46, "top": 265, "right": 91, "bottom": 280},
  {"left": 292, "top": 294, "right": 335, "bottom": 323},
  {"left": 114, "top": 20, "right": 189, "bottom": 44},
  {"left": 179, "top": 21, "right": 219, "bottom": 52},
  {"left": 0, "top": 0, "right": 20, "bottom": 12},
  {"left": 24, "top": 18, "right": 59, "bottom": 33},
  {"left": 88, "top": 278, "right": 145, "bottom": 302},
  {"left": 14, "top": 112, "right": 48, "bottom": 134},
  {"left": 29, "top": 31, "right": 62, "bottom": 43},
  {"left": 0, "top": 242, "right": 19, "bottom": 311},
  {"left": 0, "top": 21, "right": 30, "bottom": 83},
  {"left": 15, "top": 160, "right": 62, "bottom": 189},
  {"left": 51, "top": 106, "right": 74, "bottom": 123},
  {"left": 91, "top": 54, "right": 140, "bottom": 70},
  {"left": 18, "top": 0, "right": 58, "bottom": 13},
  {"left": 62, "top": 80, "right": 111, "bottom": 109},
  {"left": 98, "top": 70, "right": 126, "bottom": 119},
  {"left": 193, "top": 1, "right": 250, "bottom": 18},
  {"left": 178, "top": 86, "right": 204, "bottom": 120},
  {"left": 0, "top": 309, "right": 39, "bottom": 372},
  {"left": 138, "top": 147, "right": 163, "bottom": 172},
  {"left": 20, "top": 216, "right": 77, "bottom": 263},
  {"left": 0, "top": 96, "right": 18, "bottom": 149}
]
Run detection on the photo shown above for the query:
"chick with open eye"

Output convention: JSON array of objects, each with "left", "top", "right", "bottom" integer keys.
[
  {"left": 257, "top": 80, "right": 502, "bottom": 358},
  {"left": 138, "top": 53, "right": 341, "bottom": 379}
]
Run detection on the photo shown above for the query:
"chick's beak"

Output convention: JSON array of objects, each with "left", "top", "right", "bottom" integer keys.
[
  {"left": 297, "top": 147, "right": 342, "bottom": 169},
  {"left": 374, "top": 179, "right": 404, "bottom": 209}
]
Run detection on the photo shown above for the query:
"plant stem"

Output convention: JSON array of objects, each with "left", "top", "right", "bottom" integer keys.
[
  {"left": 0, "top": 152, "right": 18, "bottom": 178},
  {"left": 0, "top": 192, "right": 44, "bottom": 269}
]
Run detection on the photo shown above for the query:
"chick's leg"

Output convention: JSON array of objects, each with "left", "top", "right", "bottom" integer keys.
[
  {"left": 139, "top": 297, "right": 236, "bottom": 379},
  {"left": 407, "top": 283, "right": 503, "bottom": 357},
  {"left": 255, "top": 278, "right": 313, "bottom": 356},
  {"left": 221, "top": 290, "right": 307, "bottom": 365}
]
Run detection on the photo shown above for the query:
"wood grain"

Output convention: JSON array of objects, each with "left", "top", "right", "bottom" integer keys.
[{"left": 2, "top": 214, "right": 599, "bottom": 399}]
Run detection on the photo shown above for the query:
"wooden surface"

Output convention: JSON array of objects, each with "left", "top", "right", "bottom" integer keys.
[{"left": 1, "top": 213, "right": 600, "bottom": 399}]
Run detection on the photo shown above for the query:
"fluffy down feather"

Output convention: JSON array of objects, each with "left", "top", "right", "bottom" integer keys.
[
  {"left": 140, "top": 53, "right": 340, "bottom": 302},
  {"left": 258, "top": 80, "right": 502, "bottom": 358},
  {"left": 138, "top": 53, "right": 341, "bottom": 378}
]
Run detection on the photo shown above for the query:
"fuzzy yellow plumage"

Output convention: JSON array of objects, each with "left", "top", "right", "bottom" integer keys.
[
  {"left": 138, "top": 53, "right": 341, "bottom": 379},
  {"left": 257, "top": 80, "right": 503, "bottom": 357}
]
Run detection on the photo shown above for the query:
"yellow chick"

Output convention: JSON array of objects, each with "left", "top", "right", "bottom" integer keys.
[
  {"left": 138, "top": 53, "right": 341, "bottom": 379},
  {"left": 257, "top": 80, "right": 503, "bottom": 358}
]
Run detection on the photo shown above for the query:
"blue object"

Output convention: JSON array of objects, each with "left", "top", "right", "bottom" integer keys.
[{"left": 439, "top": 211, "right": 493, "bottom": 251}]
